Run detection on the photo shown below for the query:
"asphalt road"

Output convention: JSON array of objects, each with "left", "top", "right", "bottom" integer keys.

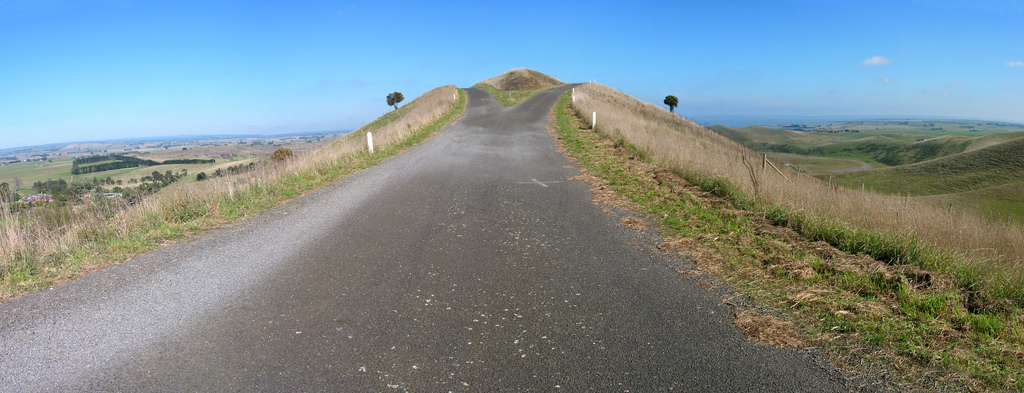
[{"left": 0, "top": 87, "right": 852, "bottom": 392}]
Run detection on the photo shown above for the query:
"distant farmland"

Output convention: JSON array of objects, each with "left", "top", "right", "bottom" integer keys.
[{"left": 0, "top": 133, "right": 342, "bottom": 195}]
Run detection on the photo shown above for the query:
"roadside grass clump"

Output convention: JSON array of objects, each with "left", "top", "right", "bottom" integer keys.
[
  {"left": 0, "top": 86, "right": 466, "bottom": 301},
  {"left": 553, "top": 89, "right": 1024, "bottom": 391}
]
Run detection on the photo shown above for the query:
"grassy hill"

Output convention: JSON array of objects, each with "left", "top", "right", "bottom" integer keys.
[
  {"left": 832, "top": 136, "right": 1024, "bottom": 196},
  {"left": 965, "top": 130, "right": 1024, "bottom": 151},
  {"left": 478, "top": 68, "right": 562, "bottom": 90},
  {"left": 473, "top": 68, "right": 564, "bottom": 106},
  {"left": 712, "top": 125, "right": 976, "bottom": 167},
  {"left": 713, "top": 123, "right": 1024, "bottom": 223},
  {"left": 831, "top": 136, "right": 1024, "bottom": 223},
  {"left": 918, "top": 181, "right": 1024, "bottom": 224}
]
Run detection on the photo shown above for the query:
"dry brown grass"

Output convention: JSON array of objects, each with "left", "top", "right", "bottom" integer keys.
[
  {"left": 571, "top": 83, "right": 1024, "bottom": 300},
  {"left": 1, "top": 85, "right": 462, "bottom": 301},
  {"left": 346, "top": 85, "right": 463, "bottom": 147},
  {"left": 734, "top": 309, "right": 806, "bottom": 348}
]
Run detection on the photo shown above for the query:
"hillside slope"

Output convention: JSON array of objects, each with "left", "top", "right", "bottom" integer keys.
[
  {"left": 473, "top": 69, "right": 565, "bottom": 107},
  {"left": 833, "top": 136, "right": 1024, "bottom": 195},
  {"left": 712, "top": 125, "right": 972, "bottom": 166},
  {"left": 478, "top": 68, "right": 562, "bottom": 91},
  {"left": 566, "top": 82, "right": 1024, "bottom": 391}
]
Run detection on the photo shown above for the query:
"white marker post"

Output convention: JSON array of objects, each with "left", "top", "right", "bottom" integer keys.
[
  {"left": 572, "top": 88, "right": 575, "bottom": 104},
  {"left": 367, "top": 132, "right": 374, "bottom": 154},
  {"left": 592, "top": 112, "right": 597, "bottom": 129}
]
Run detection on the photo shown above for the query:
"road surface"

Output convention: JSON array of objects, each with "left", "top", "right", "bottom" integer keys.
[{"left": 0, "top": 87, "right": 853, "bottom": 391}]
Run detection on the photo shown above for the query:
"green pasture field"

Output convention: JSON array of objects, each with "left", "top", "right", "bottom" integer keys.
[
  {"left": 831, "top": 136, "right": 1024, "bottom": 195},
  {"left": 0, "top": 158, "right": 233, "bottom": 194},
  {"left": 0, "top": 159, "right": 76, "bottom": 194},
  {"left": 918, "top": 181, "right": 1024, "bottom": 225},
  {"left": 767, "top": 153, "right": 879, "bottom": 176}
]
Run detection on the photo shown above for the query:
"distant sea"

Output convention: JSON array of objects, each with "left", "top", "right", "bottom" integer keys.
[{"left": 687, "top": 115, "right": 941, "bottom": 128}]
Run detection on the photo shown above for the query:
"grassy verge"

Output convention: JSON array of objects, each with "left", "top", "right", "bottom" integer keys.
[
  {"left": 473, "top": 83, "right": 562, "bottom": 107},
  {"left": 553, "top": 90, "right": 1024, "bottom": 391},
  {"left": 1, "top": 88, "right": 467, "bottom": 301}
]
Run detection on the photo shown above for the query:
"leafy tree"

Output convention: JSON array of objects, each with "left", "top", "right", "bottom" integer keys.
[
  {"left": 196, "top": 172, "right": 208, "bottom": 181},
  {"left": 271, "top": 147, "right": 294, "bottom": 162},
  {"left": 386, "top": 91, "right": 404, "bottom": 111},
  {"left": 664, "top": 95, "right": 679, "bottom": 113}
]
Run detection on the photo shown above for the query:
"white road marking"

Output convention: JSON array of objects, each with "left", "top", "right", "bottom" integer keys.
[{"left": 517, "top": 179, "right": 563, "bottom": 187}]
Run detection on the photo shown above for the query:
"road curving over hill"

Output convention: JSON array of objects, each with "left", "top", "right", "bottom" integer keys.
[{"left": 0, "top": 86, "right": 853, "bottom": 391}]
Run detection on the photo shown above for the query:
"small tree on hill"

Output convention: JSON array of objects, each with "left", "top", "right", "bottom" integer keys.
[
  {"left": 386, "top": 92, "right": 404, "bottom": 111},
  {"left": 271, "top": 147, "right": 294, "bottom": 162},
  {"left": 664, "top": 95, "right": 679, "bottom": 113}
]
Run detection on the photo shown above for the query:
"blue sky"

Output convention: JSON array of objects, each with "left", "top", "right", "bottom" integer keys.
[{"left": 1, "top": 0, "right": 1022, "bottom": 149}]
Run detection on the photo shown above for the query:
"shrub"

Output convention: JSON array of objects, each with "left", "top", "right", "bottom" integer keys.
[{"left": 271, "top": 148, "right": 294, "bottom": 162}]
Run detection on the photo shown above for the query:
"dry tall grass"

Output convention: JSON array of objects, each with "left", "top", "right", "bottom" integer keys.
[
  {"left": 349, "top": 85, "right": 462, "bottom": 147},
  {"left": 572, "top": 83, "right": 1024, "bottom": 298},
  {"left": 0, "top": 85, "right": 462, "bottom": 298}
]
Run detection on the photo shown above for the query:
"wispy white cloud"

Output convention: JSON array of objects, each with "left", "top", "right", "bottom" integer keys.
[
  {"left": 880, "top": 77, "right": 891, "bottom": 84},
  {"left": 861, "top": 56, "right": 892, "bottom": 66},
  {"left": 1007, "top": 61, "right": 1024, "bottom": 67}
]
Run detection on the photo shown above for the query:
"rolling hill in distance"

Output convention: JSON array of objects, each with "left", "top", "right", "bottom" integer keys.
[{"left": 712, "top": 120, "right": 1024, "bottom": 222}]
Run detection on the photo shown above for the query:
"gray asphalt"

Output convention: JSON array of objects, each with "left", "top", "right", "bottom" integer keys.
[{"left": 0, "top": 87, "right": 852, "bottom": 392}]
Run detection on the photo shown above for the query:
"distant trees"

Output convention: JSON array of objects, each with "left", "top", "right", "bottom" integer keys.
[
  {"left": 387, "top": 91, "right": 404, "bottom": 111},
  {"left": 664, "top": 95, "right": 679, "bottom": 113},
  {"left": 71, "top": 154, "right": 213, "bottom": 175}
]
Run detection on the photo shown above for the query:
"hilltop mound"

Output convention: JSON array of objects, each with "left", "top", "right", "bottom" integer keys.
[
  {"left": 834, "top": 136, "right": 1024, "bottom": 195},
  {"left": 479, "top": 68, "right": 562, "bottom": 91}
]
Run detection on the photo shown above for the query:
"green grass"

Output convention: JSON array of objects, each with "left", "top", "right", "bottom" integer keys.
[
  {"left": 918, "top": 181, "right": 1024, "bottom": 225},
  {"left": 832, "top": 136, "right": 1024, "bottom": 196},
  {"left": 553, "top": 90, "right": 1024, "bottom": 391},
  {"left": 0, "top": 159, "right": 75, "bottom": 194},
  {"left": 713, "top": 122, "right": 1024, "bottom": 168},
  {"left": 0, "top": 154, "right": 248, "bottom": 196},
  {"left": 766, "top": 153, "right": 876, "bottom": 176}
]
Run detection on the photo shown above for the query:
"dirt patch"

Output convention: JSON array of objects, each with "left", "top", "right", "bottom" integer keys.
[{"left": 734, "top": 309, "right": 806, "bottom": 348}]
